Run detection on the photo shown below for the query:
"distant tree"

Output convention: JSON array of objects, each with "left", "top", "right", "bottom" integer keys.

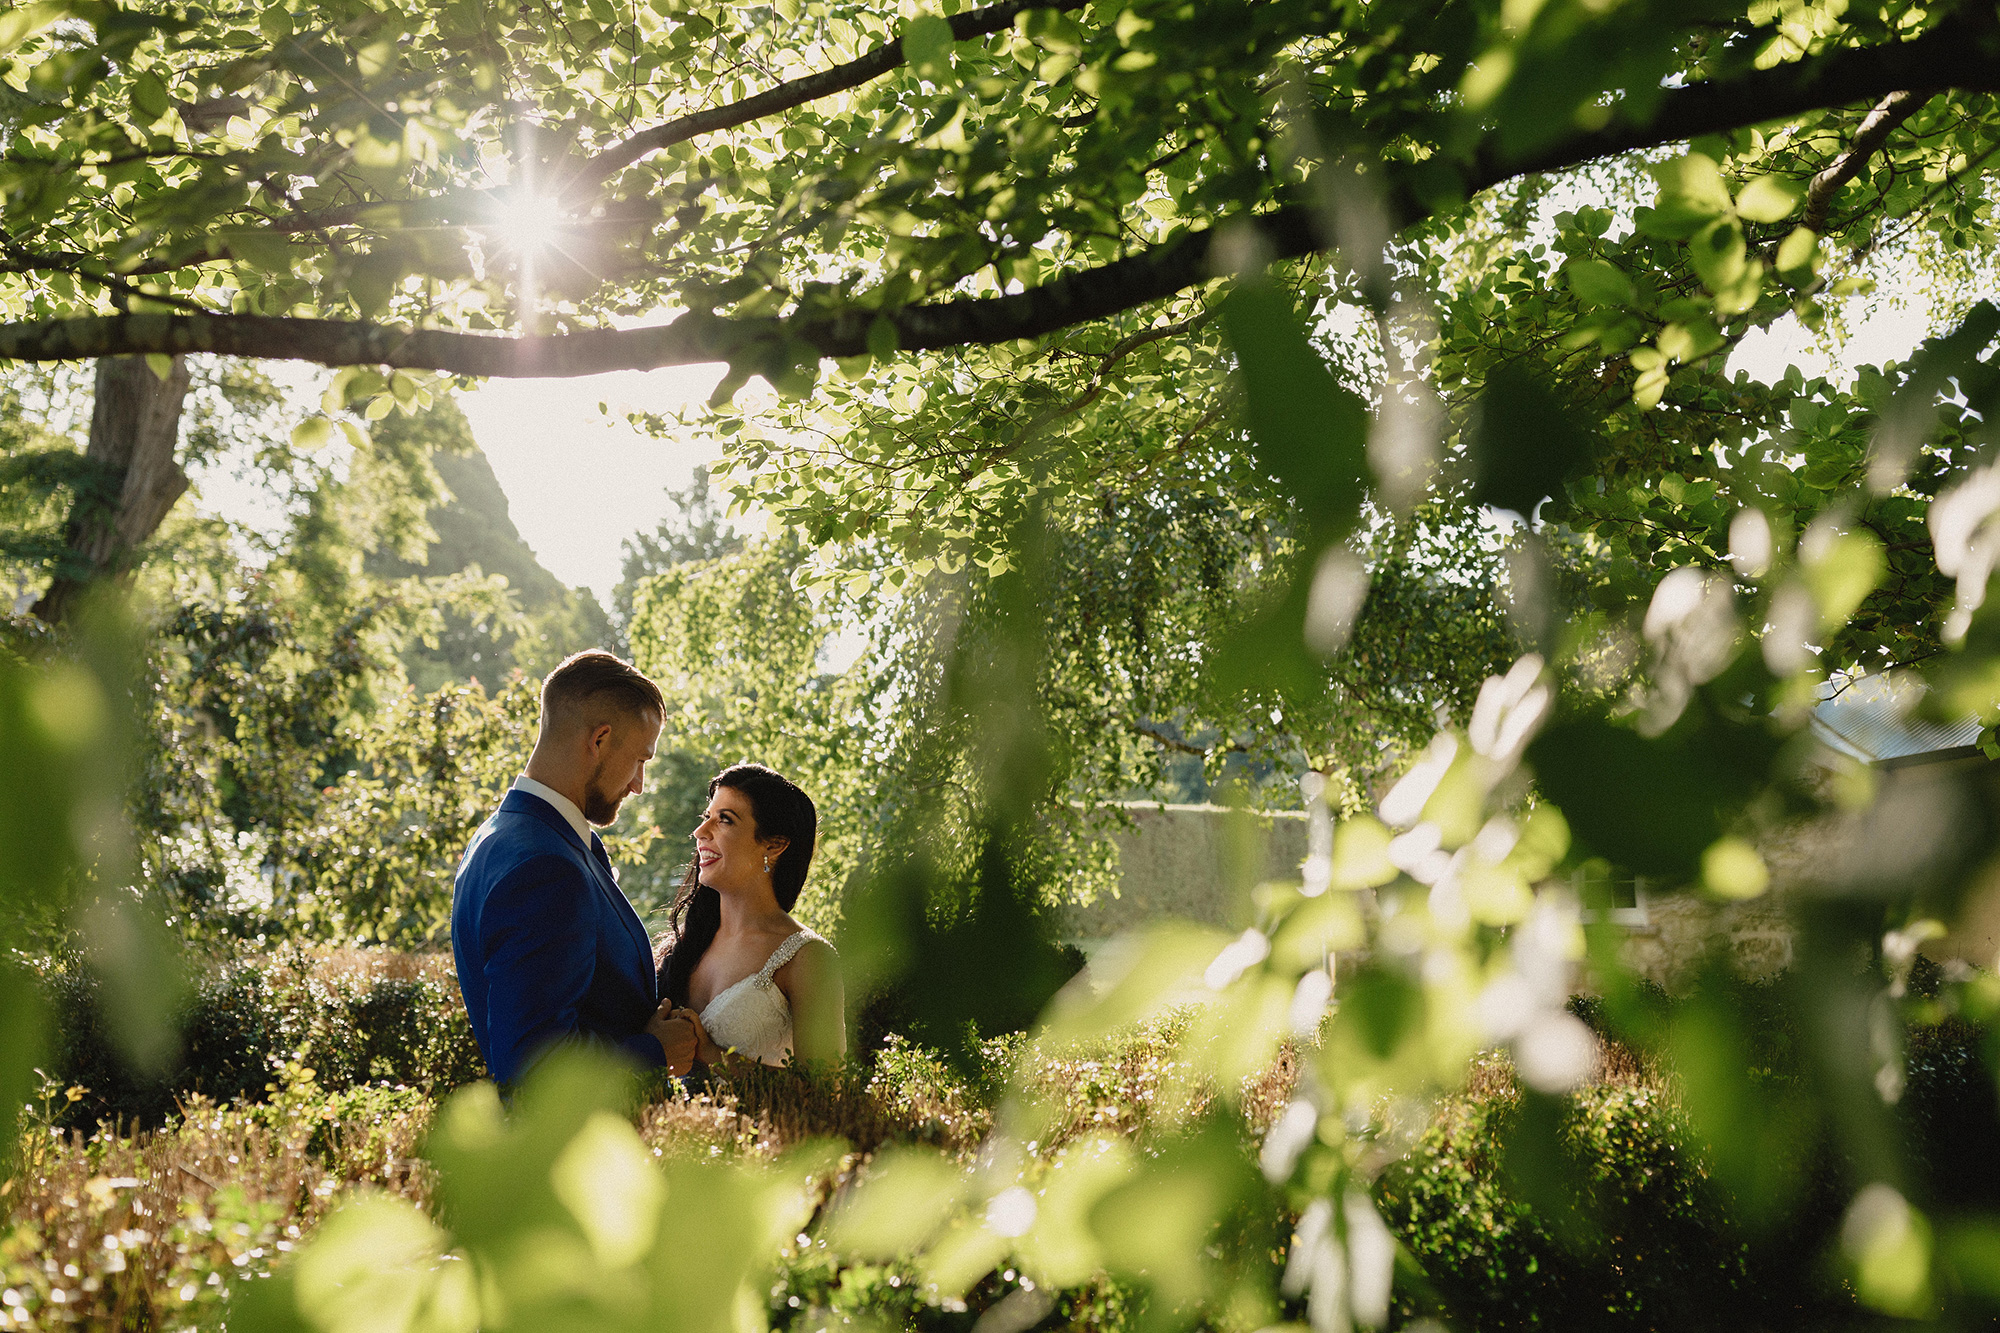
[
  {"left": 609, "top": 465, "right": 741, "bottom": 642},
  {"left": 365, "top": 399, "right": 613, "bottom": 690}
]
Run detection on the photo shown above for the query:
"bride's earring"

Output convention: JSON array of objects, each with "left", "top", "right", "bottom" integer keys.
[{"left": 762, "top": 854, "right": 770, "bottom": 873}]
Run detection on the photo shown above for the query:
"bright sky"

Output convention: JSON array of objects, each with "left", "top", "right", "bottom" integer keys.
[
  {"left": 1728, "top": 301, "right": 1934, "bottom": 385},
  {"left": 455, "top": 365, "right": 728, "bottom": 604},
  {"left": 191, "top": 359, "right": 729, "bottom": 608}
]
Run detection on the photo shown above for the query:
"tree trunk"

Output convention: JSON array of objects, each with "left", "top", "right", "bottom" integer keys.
[{"left": 31, "top": 355, "right": 193, "bottom": 624}]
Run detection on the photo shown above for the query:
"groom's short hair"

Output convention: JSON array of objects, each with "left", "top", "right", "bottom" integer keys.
[{"left": 540, "top": 651, "right": 664, "bottom": 736}]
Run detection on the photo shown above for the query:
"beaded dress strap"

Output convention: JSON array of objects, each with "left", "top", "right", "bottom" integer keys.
[{"left": 756, "top": 929, "right": 830, "bottom": 985}]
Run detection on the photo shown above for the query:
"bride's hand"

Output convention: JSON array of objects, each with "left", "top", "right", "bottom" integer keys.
[{"left": 672, "top": 1006, "right": 725, "bottom": 1066}]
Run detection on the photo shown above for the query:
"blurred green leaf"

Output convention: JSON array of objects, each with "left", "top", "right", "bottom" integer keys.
[
  {"left": 901, "top": 14, "right": 955, "bottom": 82},
  {"left": 829, "top": 1147, "right": 969, "bottom": 1258},
  {"left": 1037, "top": 921, "right": 1230, "bottom": 1045},
  {"left": 1527, "top": 711, "right": 1774, "bottom": 880},
  {"left": 1218, "top": 284, "right": 1369, "bottom": 526},
  {"left": 1735, "top": 174, "right": 1802, "bottom": 224},
  {"left": 1470, "top": 364, "right": 1601, "bottom": 517},
  {"left": 1565, "top": 258, "right": 1635, "bottom": 309}
]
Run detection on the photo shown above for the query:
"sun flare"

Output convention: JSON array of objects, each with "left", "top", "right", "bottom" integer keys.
[{"left": 493, "top": 190, "right": 566, "bottom": 255}]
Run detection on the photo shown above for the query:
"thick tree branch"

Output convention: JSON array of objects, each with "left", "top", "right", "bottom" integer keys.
[
  {"left": 0, "top": 20, "right": 1995, "bottom": 376},
  {"left": 1801, "top": 89, "right": 1934, "bottom": 232},
  {"left": 1476, "top": 16, "right": 1995, "bottom": 184},
  {"left": 560, "top": 0, "right": 1088, "bottom": 199}
]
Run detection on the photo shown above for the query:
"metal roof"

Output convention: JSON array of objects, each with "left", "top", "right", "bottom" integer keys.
[{"left": 1810, "top": 673, "right": 1987, "bottom": 766}]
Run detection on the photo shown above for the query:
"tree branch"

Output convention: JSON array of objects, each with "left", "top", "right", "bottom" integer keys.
[
  {"left": 1473, "top": 16, "right": 1994, "bottom": 185},
  {"left": 0, "top": 20, "right": 1994, "bottom": 375},
  {"left": 559, "top": 0, "right": 1088, "bottom": 199},
  {"left": 1801, "top": 89, "right": 1934, "bottom": 232}
]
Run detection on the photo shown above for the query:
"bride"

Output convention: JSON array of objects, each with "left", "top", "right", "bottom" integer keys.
[{"left": 657, "top": 763, "right": 845, "bottom": 1068}]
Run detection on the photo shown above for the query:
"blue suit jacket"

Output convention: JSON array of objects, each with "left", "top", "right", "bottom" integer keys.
[{"left": 451, "top": 788, "right": 665, "bottom": 1085}]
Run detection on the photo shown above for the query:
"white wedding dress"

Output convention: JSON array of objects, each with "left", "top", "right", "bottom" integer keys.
[{"left": 698, "top": 929, "right": 831, "bottom": 1066}]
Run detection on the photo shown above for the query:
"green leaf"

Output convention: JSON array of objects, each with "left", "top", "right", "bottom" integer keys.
[
  {"left": 1527, "top": 711, "right": 1776, "bottom": 880},
  {"left": 549, "top": 1111, "right": 664, "bottom": 1268},
  {"left": 1800, "top": 527, "right": 1884, "bottom": 630},
  {"left": 346, "top": 255, "right": 402, "bottom": 318},
  {"left": 1688, "top": 218, "right": 1747, "bottom": 295},
  {"left": 1341, "top": 965, "right": 1421, "bottom": 1059},
  {"left": 1658, "top": 316, "right": 1724, "bottom": 364},
  {"left": 1735, "top": 174, "right": 1802, "bottom": 224},
  {"left": 1776, "top": 226, "right": 1819, "bottom": 279},
  {"left": 1218, "top": 284, "right": 1368, "bottom": 526},
  {"left": 1644, "top": 152, "right": 1733, "bottom": 239},
  {"left": 129, "top": 69, "right": 169, "bottom": 120},
  {"left": 0, "top": 2, "right": 68, "bottom": 55},
  {"left": 290, "top": 416, "right": 334, "bottom": 451},
  {"left": 829, "top": 1148, "right": 968, "bottom": 1257},
  {"left": 1565, "top": 258, "right": 1636, "bottom": 309},
  {"left": 866, "top": 315, "right": 899, "bottom": 361},
  {"left": 902, "top": 13, "right": 955, "bottom": 82},
  {"left": 1656, "top": 153, "right": 1733, "bottom": 214}
]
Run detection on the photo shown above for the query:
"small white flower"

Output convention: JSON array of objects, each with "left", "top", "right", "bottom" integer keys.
[
  {"left": 1728, "top": 507, "right": 1775, "bottom": 579},
  {"left": 1761, "top": 581, "right": 1819, "bottom": 675},
  {"left": 1931, "top": 465, "right": 2000, "bottom": 641},
  {"left": 1289, "top": 968, "right": 1334, "bottom": 1037},
  {"left": 1343, "top": 1193, "right": 1397, "bottom": 1328},
  {"left": 1469, "top": 654, "right": 1550, "bottom": 764},
  {"left": 1515, "top": 1011, "right": 1600, "bottom": 1093},
  {"left": 1474, "top": 972, "right": 1538, "bottom": 1042},
  {"left": 1644, "top": 566, "right": 1736, "bottom": 686},
  {"left": 1305, "top": 550, "right": 1370, "bottom": 656}
]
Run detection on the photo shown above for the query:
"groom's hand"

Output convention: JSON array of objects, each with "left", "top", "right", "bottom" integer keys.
[
  {"left": 671, "top": 1006, "right": 724, "bottom": 1066},
  {"left": 646, "top": 1003, "right": 697, "bottom": 1075}
]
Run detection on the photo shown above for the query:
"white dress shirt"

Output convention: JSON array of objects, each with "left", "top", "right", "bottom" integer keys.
[{"left": 512, "top": 775, "right": 591, "bottom": 847}]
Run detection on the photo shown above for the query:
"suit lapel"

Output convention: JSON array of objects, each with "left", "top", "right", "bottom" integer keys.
[
  {"left": 502, "top": 790, "right": 653, "bottom": 983},
  {"left": 584, "top": 832, "right": 654, "bottom": 985}
]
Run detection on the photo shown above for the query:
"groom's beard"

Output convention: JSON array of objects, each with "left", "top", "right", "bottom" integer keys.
[{"left": 582, "top": 760, "right": 625, "bottom": 826}]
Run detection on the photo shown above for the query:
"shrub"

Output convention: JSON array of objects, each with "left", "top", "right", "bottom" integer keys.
[
  {"left": 40, "top": 948, "right": 480, "bottom": 1131},
  {"left": 1375, "top": 1053, "right": 1861, "bottom": 1331}
]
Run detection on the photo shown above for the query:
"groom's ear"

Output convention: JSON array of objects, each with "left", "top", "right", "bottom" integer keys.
[{"left": 585, "top": 721, "right": 615, "bottom": 754}]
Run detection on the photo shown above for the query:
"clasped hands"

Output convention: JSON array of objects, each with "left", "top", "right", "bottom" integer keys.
[{"left": 643, "top": 1000, "right": 727, "bottom": 1076}]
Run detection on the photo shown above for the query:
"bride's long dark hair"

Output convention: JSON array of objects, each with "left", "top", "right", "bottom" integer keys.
[{"left": 657, "top": 763, "right": 818, "bottom": 1007}]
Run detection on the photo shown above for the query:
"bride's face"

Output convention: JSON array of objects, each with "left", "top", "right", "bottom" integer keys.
[{"left": 693, "top": 786, "right": 780, "bottom": 894}]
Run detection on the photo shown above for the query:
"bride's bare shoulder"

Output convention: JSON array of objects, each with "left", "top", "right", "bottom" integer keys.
[{"left": 774, "top": 930, "right": 839, "bottom": 990}]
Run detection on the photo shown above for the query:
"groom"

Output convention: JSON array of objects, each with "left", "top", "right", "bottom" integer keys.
[{"left": 452, "top": 650, "right": 696, "bottom": 1085}]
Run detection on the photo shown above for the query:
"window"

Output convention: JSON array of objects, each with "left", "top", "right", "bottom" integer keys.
[{"left": 1573, "top": 861, "right": 1649, "bottom": 926}]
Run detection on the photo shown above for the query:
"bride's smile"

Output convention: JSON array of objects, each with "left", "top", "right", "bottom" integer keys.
[{"left": 691, "top": 788, "right": 775, "bottom": 893}]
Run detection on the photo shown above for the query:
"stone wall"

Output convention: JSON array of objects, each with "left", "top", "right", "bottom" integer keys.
[
  {"left": 1059, "top": 803, "right": 1308, "bottom": 940},
  {"left": 1611, "top": 893, "right": 1796, "bottom": 989},
  {"left": 1065, "top": 759, "right": 2000, "bottom": 987}
]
